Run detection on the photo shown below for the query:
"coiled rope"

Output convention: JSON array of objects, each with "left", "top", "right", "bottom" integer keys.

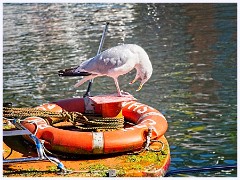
[{"left": 3, "top": 107, "right": 124, "bottom": 131}]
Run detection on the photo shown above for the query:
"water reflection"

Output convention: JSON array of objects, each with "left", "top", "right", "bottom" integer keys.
[{"left": 3, "top": 3, "right": 237, "bottom": 177}]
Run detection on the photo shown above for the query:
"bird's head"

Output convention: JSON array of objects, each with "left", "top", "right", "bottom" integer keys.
[{"left": 130, "top": 65, "right": 153, "bottom": 91}]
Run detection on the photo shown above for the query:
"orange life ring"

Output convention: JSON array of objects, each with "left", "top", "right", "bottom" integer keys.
[{"left": 21, "top": 98, "right": 168, "bottom": 154}]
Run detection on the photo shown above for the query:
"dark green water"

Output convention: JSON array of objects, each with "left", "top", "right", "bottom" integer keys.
[{"left": 3, "top": 3, "right": 237, "bottom": 177}]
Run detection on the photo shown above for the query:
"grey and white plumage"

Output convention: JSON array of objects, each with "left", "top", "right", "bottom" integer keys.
[{"left": 74, "top": 44, "right": 153, "bottom": 96}]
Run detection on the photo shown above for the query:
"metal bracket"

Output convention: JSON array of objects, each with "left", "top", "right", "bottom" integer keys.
[
  {"left": 84, "top": 96, "right": 95, "bottom": 113},
  {"left": 3, "top": 118, "right": 67, "bottom": 173},
  {"left": 107, "top": 169, "right": 117, "bottom": 177}
]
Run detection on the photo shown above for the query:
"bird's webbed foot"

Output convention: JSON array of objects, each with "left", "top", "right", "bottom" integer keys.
[{"left": 118, "top": 90, "right": 134, "bottom": 97}]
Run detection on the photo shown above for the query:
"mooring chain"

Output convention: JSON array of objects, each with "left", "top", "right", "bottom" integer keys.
[
  {"left": 129, "top": 126, "right": 165, "bottom": 154},
  {"left": 3, "top": 107, "right": 124, "bottom": 131}
]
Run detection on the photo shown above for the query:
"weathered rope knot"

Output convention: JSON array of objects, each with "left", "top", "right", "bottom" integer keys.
[{"left": 61, "top": 111, "right": 88, "bottom": 126}]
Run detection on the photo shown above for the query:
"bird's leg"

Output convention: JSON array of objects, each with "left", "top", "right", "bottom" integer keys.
[
  {"left": 113, "top": 78, "right": 133, "bottom": 97},
  {"left": 114, "top": 78, "right": 122, "bottom": 96}
]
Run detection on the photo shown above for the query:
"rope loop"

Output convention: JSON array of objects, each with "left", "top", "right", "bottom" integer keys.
[{"left": 3, "top": 107, "right": 124, "bottom": 131}]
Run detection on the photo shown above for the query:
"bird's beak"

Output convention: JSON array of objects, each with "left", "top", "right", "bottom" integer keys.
[
  {"left": 129, "top": 79, "right": 136, "bottom": 84},
  {"left": 136, "top": 84, "right": 143, "bottom": 91}
]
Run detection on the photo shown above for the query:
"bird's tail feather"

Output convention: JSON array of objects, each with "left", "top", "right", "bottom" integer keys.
[{"left": 58, "top": 67, "right": 91, "bottom": 76}]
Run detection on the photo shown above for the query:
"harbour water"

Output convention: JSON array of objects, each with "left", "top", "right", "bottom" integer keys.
[{"left": 3, "top": 3, "right": 237, "bottom": 177}]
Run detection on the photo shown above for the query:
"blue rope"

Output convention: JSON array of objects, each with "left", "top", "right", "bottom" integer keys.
[{"left": 164, "top": 164, "right": 237, "bottom": 177}]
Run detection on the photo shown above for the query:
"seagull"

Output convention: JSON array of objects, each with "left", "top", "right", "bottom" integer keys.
[{"left": 73, "top": 44, "right": 152, "bottom": 96}]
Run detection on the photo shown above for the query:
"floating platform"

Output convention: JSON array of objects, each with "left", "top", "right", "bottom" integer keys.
[
  {"left": 3, "top": 133, "right": 170, "bottom": 177},
  {"left": 3, "top": 96, "right": 170, "bottom": 177}
]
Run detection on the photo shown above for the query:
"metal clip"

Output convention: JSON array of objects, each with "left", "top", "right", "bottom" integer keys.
[
  {"left": 145, "top": 126, "right": 154, "bottom": 151},
  {"left": 146, "top": 126, "right": 165, "bottom": 152},
  {"left": 129, "top": 126, "right": 165, "bottom": 154},
  {"left": 107, "top": 169, "right": 116, "bottom": 177}
]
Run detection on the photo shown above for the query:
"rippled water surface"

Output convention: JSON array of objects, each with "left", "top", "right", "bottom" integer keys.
[{"left": 3, "top": 3, "right": 237, "bottom": 177}]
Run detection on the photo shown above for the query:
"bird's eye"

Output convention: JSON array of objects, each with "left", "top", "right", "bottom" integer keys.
[{"left": 144, "top": 73, "right": 148, "bottom": 79}]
